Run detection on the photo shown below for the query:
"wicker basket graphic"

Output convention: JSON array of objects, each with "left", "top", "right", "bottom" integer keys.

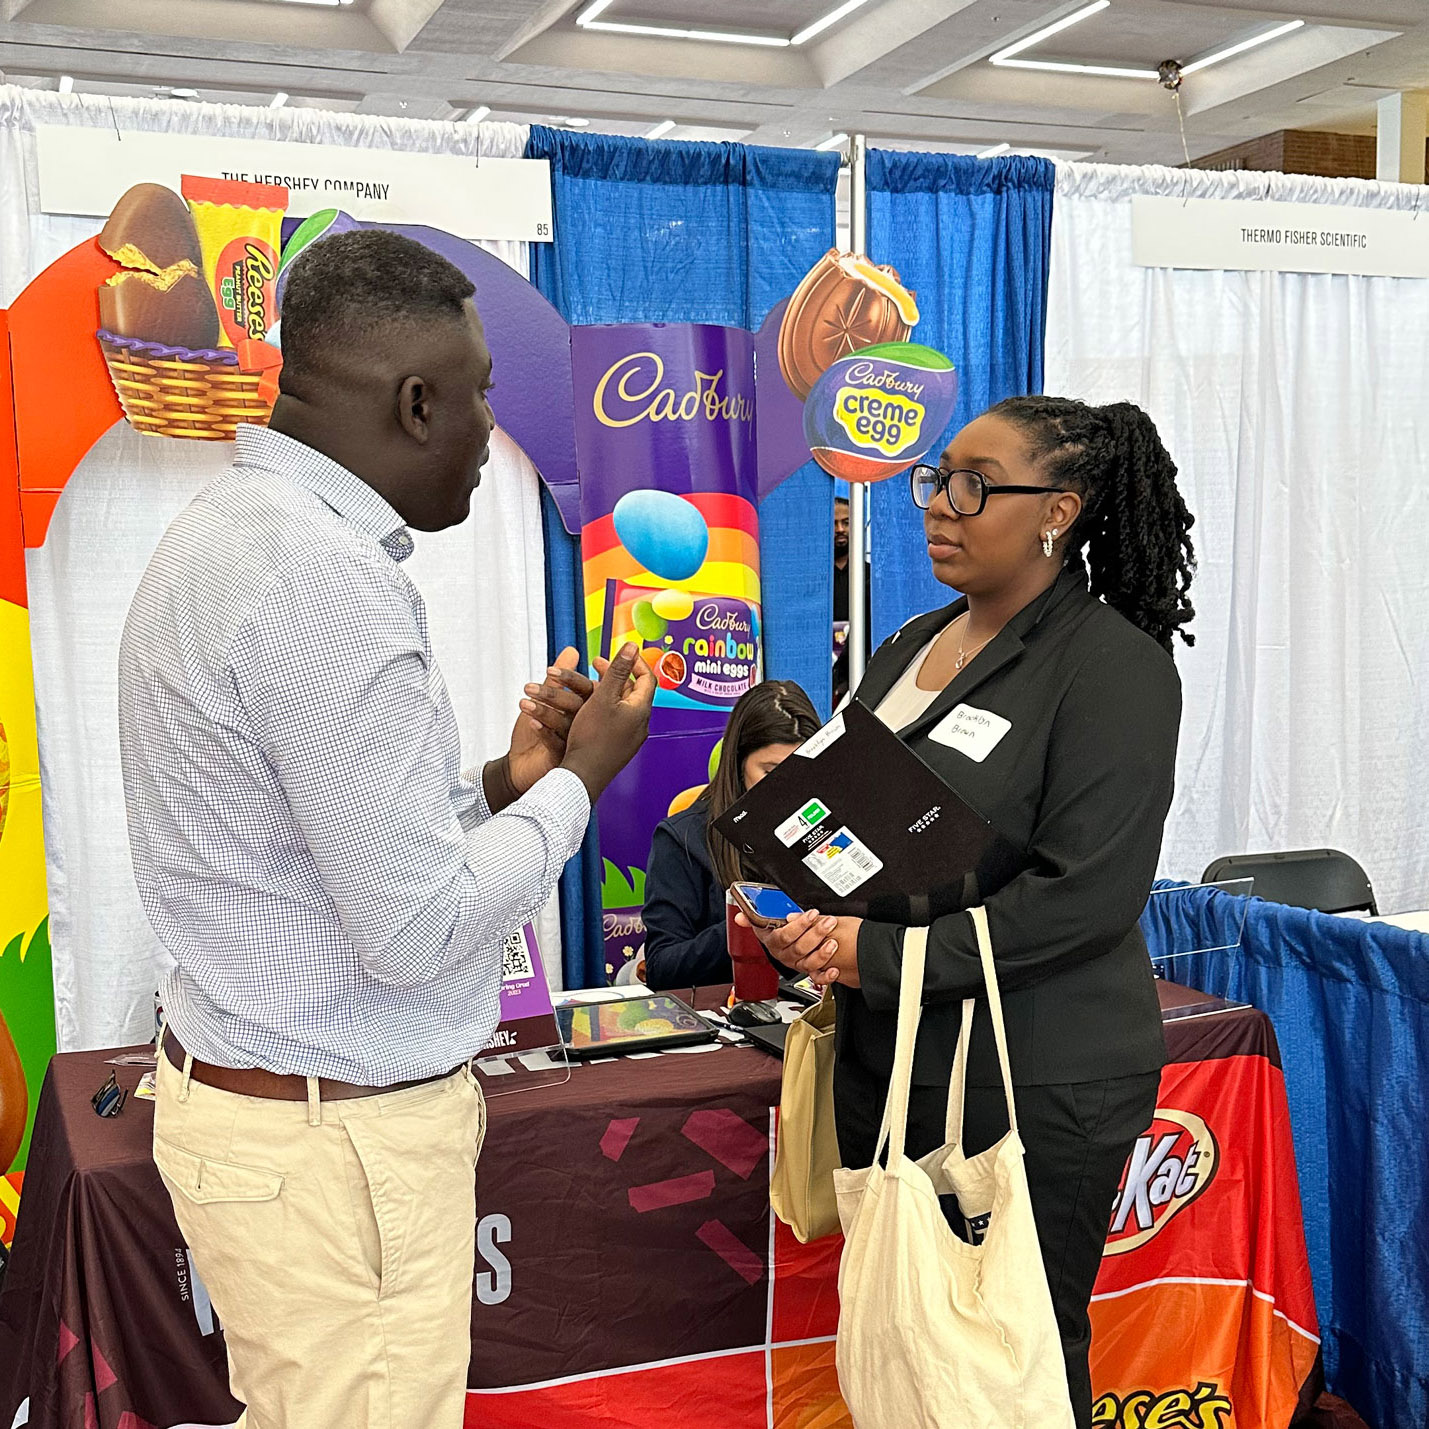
[{"left": 98, "top": 331, "right": 278, "bottom": 441}]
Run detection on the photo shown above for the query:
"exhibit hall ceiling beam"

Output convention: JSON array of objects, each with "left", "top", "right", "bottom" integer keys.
[{"left": 1180, "top": 23, "right": 1402, "bottom": 117}]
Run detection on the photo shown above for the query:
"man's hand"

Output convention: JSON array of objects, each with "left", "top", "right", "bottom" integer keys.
[
  {"left": 734, "top": 908, "right": 863, "bottom": 989},
  {"left": 506, "top": 646, "right": 595, "bottom": 795},
  {"left": 561, "top": 642, "right": 656, "bottom": 801},
  {"left": 481, "top": 648, "right": 595, "bottom": 814}
]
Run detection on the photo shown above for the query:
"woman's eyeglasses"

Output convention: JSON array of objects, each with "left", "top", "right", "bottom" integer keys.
[{"left": 910, "top": 465, "right": 1067, "bottom": 516}]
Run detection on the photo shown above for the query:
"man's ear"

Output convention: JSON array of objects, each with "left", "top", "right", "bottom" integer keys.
[{"left": 396, "top": 375, "right": 430, "bottom": 443}]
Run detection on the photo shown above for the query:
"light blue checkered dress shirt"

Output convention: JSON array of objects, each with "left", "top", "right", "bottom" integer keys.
[{"left": 118, "top": 426, "right": 589, "bottom": 1084}]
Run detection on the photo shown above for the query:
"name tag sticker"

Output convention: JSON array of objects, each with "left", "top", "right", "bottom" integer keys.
[{"left": 930, "top": 703, "right": 1011, "bottom": 763}]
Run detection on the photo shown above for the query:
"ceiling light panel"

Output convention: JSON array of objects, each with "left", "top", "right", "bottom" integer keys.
[
  {"left": 989, "top": 4, "right": 1306, "bottom": 82},
  {"left": 990, "top": 1, "right": 1108, "bottom": 64},
  {"left": 1180, "top": 19, "right": 1305, "bottom": 76},
  {"left": 576, "top": 0, "right": 874, "bottom": 48}
]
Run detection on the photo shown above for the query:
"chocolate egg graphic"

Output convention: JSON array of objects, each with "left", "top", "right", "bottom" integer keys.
[
  {"left": 631, "top": 599, "right": 668, "bottom": 643},
  {"left": 0, "top": 1012, "right": 27, "bottom": 1173},
  {"left": 612, "top": 491, "right": 710, "bottom": 583},
  {"left": 667, "top": 784, "right": 706, "bottom": 816},
  {"left": 778, "top": 249, "right": 920, "bottom": 402},
  {"left": 803, "top": 341, "right": 957, "bottom": 483},
  {"left": 651, "top": 588, "right": 695, "bottom": 622}
]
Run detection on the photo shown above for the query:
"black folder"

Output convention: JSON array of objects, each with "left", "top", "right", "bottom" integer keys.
[{"left": 713, "top": 700, "right": 1022, "bottom": 924}]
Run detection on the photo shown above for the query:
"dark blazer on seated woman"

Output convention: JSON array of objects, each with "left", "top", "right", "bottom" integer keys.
[{"left": 642, "top": 803, "right": 728, "bottom": 990}]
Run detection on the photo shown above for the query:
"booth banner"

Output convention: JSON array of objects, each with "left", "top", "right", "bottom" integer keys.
[
  {"left": 0, "top": 307, "right": 59, "bottom": 1222},
  {"left": 35, "top": 127, "right": 554, "bottom": 244},
  {"left": 570, "top": 325, "right": 763, "bottom": 977},
  {"left": 1089, "top": 1047, "right": 1320, "bottom": 1428}
]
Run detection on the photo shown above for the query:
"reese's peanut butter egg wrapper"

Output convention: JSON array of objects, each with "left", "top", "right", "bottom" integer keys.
[
  {"left": 180, "top": 176, "right": 288, "bottom": 349},
  {"left": 601, "top": 580, "right": 761, "bottom": 712}
]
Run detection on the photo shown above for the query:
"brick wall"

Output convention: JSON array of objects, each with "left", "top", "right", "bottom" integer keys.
[{"left": 1188, "top": 129, "right": 1429, "bottom": 182}]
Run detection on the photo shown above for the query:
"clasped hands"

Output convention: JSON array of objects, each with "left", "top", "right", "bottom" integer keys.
[
  {"left": 485, "top": 643, "right": 655, "bottom": 810},
  {"left": 735, "top": 908, "right": 864, "bottom": 990}
]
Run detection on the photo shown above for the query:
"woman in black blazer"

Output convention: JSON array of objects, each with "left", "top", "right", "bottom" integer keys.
[
  {"left": 743, "top": 396, "right": 1195, "bottom": 1429},
  {"left": 642, "top": 680, "right": 820, "bottom": 989}
]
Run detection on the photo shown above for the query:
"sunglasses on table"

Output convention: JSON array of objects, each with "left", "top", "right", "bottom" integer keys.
[
  {"left": 91, "top": 1071, "right": 127, "bottom": 1118},
  {"left": 910, "top": 465, "right": 1068, "bottom": 516}
]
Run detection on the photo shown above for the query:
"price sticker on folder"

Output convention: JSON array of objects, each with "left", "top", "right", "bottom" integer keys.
[{"left": 802, "top": 827, "right": 884, "bottom": 897}]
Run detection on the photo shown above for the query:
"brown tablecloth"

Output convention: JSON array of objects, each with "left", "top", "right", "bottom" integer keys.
[{"left": 0, "top": 984, "right": 1326, "bottom": 1429}]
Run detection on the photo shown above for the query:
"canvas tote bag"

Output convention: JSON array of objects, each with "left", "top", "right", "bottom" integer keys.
[
  {"left": 770, "top": 988, "right": 840, "bottom": 1242},
  {"left": 833, "top": 910, "right": 1075, "bottom": 1429}
]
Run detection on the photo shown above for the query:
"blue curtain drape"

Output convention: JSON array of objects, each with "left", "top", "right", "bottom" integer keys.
[
  {"left": 526, "top": 127, "right": 839, "bottom": 986},
  {"left": 865, "top": 152, "right": 1054, "bottom": 645},
  {"left": 1141, "top": 885, "right": 1429, "bottom": 1429}
]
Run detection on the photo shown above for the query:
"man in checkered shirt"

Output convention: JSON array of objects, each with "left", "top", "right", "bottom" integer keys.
[{"left": 119, "top": 230, "right": 654, "bottom": 1428}]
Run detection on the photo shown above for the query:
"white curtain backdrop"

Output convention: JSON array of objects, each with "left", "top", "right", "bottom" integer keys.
[
  {"left": 1046, "top": 161, "right": 1429, "bottom": 915},
  {"left": 1, "top": 87, "right": 565, "bottom": 1052}
]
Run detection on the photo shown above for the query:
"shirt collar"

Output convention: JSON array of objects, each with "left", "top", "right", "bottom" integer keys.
[{"left": 234, "top": 425, "right": 415, "bottom": 563}]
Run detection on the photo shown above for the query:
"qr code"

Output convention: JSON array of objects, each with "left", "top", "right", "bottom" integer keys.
[{"left": 501, "top": 929, "right": 535, "bottom": 982}]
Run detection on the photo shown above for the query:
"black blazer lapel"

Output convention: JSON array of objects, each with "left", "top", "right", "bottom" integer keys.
[
  {"left": 892, "top": 569, "right": 1090, "bottom": 741},
  {"left": 851, "top": 600, "right": 963, "bottom": 714},
  {"left": 898, "top": 628, "right": 1026, "bottom": 741}
]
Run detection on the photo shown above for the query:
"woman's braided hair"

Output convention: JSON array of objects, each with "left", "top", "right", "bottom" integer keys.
[{"left": 990, "top": 395, "right": 1197, "bottom": 652}]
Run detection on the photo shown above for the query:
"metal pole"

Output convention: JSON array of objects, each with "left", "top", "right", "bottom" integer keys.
[{"left": 846, "top": 133, "right": 870, "bottom": 691}]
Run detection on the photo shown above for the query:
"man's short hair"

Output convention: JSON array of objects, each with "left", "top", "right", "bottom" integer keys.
[{"left": 278, "top": 229, "right": 476, "bottom": 382}]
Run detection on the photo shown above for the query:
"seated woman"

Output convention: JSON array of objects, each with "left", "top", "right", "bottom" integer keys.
[{"left": 642, "top": 680, "right": 821, "bottom": 990}]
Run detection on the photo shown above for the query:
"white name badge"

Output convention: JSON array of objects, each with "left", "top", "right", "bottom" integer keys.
[{"left": 929, "top": 703, "right": 1012, "bottom": 763}]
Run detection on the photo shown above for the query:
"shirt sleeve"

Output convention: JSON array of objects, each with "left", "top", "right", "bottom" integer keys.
[
  {"left": 229, "top": 550, "right": 589, "bottom": 989},
  {"left": 452, "top": 766, "right": 493, "bottom": 832},
  {"left": 856, "top": 634, "right": 1182, "bottom": 1009}
]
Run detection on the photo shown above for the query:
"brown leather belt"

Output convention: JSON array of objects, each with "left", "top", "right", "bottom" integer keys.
[{"left": 162, "top": 1033, "right": 458, "bottom": 1103}]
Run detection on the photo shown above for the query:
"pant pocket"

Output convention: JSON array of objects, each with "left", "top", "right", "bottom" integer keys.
[
  {"left": 153, "top": 1135, "right": 284, "bottom": 1205},
  {"left": 341, "top": 1123, "right": 389, "bottom": 1297},
  {"left": 473, "top": 1080, "right": 488, "bottom": 1162}
]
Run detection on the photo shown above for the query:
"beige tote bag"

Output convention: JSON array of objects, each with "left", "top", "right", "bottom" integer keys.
[
  {"left": 770, "top": 988, "right": 841, "bottom": 1243},
  {"left": 833, "top": 910, "right": 1075, "bottom": 1429}
]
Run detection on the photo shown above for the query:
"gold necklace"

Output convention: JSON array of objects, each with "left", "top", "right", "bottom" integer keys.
[{"left": 953, "top": 614, "right": 994, "bottom": 673}]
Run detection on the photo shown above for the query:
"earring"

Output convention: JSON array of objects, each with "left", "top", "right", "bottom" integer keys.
[{"left": 1042, "top": 529, "right": 1058, "bottom": 559}]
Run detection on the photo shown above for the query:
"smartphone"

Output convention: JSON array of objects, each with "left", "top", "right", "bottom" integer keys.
[{"left": 730, "top": 882, "right": 805, "bottom": 929}]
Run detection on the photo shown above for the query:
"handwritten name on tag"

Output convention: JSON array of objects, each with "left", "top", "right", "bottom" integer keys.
[{"left": 929, "top": 703, "right": 1011, "bottom": 763}]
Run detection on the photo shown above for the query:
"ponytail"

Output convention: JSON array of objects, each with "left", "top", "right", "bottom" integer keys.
[{"left": 990, "top": 395, "right": 1196, "bottom": 652}]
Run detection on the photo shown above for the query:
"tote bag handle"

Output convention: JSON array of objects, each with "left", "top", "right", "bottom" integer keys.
[
  {"left": 944, "top": 905, "right": 1019, "bottom": 1147},
  {"left": 873, "top": 924, "right": 929, "bottom": 1167}
]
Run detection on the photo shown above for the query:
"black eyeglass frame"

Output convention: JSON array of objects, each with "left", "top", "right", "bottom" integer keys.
[{"left": 909, "top": 464, "right": 1069, "bottom": 516}]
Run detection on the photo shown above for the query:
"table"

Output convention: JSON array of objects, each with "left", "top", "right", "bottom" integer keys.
[
  {"left": 1368, "top": 908, "right": 1429, "bottom": 935},
  {"left": 0, "top": 984, "right": 1326, "bottom": 1429}
]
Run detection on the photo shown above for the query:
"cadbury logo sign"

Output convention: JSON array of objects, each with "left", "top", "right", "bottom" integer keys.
[
  {"left": 593, "top": 352, "right": 753, "bottom": 429},
  {"left": 1104, "top": 1107, "right": 1218, "bottom": 1255}
]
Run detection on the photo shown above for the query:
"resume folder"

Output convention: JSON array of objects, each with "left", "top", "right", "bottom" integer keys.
[{"left": 714, "top": 700, "right": 1022, "bottom": 924}]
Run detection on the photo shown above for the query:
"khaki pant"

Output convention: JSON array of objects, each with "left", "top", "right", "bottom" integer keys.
[{"left": 153, "top": 1044, "right": 485, "bottom": 1429}]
